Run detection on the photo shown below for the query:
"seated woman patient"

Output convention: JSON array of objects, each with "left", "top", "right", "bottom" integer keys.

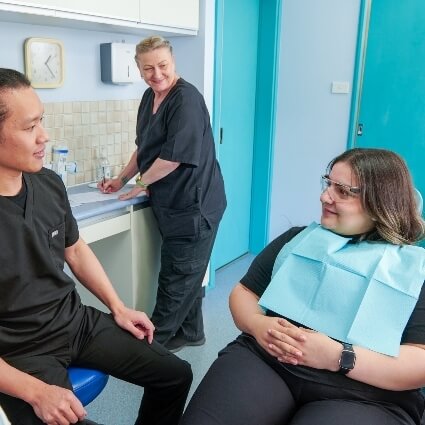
[{"left": 180, "top": 148, "right": 425, "bottom": 425}]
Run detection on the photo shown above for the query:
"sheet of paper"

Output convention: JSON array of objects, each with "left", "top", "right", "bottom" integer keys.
[{"left": 68, "top": 198, "right": 83, "bottom": 207}]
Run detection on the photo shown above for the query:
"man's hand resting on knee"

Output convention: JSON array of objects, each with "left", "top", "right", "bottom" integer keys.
[{"left": 30, "top": 382, "right": 87, "bottom": 425}]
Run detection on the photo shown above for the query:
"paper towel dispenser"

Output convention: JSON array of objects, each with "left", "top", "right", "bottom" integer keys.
[{"left": 100, "top": 43, "right": 140, "bottom": 85}]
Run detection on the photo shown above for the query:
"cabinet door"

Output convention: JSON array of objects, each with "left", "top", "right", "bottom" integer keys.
[
  {"left": 7, "top": 0, "right": 139, "bottom": 22},
  {"left": 353, "top": 0, "right": 425, "bottom": 211},
  {"left": 67, "top": 230, "right": 134, "bottom": 312},
  {"left": 132, "top": 207, "right": 161, "bottom": 316},
  {"left": 139, "top": 0, "right": 199, "bottom": 30}
]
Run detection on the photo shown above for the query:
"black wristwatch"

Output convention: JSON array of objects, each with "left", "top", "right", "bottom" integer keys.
[{"left": 338, "top": 342, "right": 356, "bottom": 375}]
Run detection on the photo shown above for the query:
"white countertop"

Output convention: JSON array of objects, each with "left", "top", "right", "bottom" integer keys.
[{"left": 68, "top": 183, "right": 149, "bottom": 223}]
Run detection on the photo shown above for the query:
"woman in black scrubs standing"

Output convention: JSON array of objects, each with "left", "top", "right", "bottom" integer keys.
[{"left": 101, "top": 36, "right": 226, "bottom": 352}]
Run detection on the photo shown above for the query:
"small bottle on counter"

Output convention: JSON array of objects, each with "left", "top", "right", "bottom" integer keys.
[
  {"left": 52, "top": 145, "right": 69, "bottom": 186},
  {"left": 96, "top": 147, "right": 111, "bottom": 182}
]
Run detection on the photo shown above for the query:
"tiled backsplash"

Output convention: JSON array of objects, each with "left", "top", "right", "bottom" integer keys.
[{"left": 43, "top": 99, "right": 139, "bottom": 186}]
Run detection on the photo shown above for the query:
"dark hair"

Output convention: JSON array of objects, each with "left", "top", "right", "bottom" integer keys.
[
  {"left": 0, "top": 68, "right": 31, "bottom": 133},
  {"left": 327, "top": 148, "right": 425, "bottom": 245}
]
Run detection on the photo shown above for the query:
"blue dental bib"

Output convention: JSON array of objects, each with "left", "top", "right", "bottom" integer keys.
[{"left": 258, "top": 222, "right": 425, "bottom": 356}]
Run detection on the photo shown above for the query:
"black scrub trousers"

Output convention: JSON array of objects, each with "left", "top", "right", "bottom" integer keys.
[
  {"left": 135, "top": 78, "right": 226, "bottom": 345},
  {"left": 152, "top": 217, "right": 219, "bottom": 343},
  {"left": 1, "top": 309, "right": 192, "bottom": 425},
  {"left": 180, "top": 334, "right": 424, "bottom": 425}
]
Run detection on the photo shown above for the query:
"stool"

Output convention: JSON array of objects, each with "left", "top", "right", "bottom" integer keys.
[{"left": 68, "top": 367, "right": 109, "bottom": 406}]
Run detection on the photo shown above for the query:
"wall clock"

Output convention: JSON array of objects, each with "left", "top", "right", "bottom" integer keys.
[{"left": 24, "top": 37, "right": 65, "bottom": 88}]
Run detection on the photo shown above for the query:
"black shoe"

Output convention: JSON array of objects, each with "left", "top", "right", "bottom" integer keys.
[{"left": 165, "top": 335, "right": 206, "bottom": 353}]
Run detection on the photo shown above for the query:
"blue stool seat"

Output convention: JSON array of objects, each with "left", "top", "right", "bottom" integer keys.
[{"left": 68, "top": 367, "right": 109, "bottom": 406}]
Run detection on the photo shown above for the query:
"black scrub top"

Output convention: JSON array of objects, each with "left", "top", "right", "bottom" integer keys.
[
  {"left": 136, "top": 78, "right": 226, "bottom": 239},
  {"left": 0, "top": 169, "right": 83, "bottom": 358}
]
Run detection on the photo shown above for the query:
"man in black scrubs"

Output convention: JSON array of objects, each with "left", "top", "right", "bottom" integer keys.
[
  {"left": 101, "top": 36, "right": 227, "bottom": 352},
  {"left": 0, "top": 68, "right": 192, "bottom": 424}
]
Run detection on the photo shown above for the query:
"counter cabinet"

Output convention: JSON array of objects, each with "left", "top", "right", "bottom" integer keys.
[{"left": 67, "top": 204, "right": 161, "bottom": 316}]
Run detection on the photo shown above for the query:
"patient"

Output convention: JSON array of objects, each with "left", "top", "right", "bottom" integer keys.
[
  {"left": 180, "top": 148, "right": 425, "bottom": 425},
  {"left": 0, "top": 68, "right": 192, "bottom": 424}
]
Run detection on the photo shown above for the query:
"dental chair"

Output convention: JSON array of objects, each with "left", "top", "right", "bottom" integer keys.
[{"left": 415, "top": 188, "right": 423, "bottom": 215}]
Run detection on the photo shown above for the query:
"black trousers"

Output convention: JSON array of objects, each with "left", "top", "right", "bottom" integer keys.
[
  {"left": 180, "top": 334, "right": 423, "bottom": 425},
  {"left": 0, "top": 308, "right": 192, "bottom": 425},
  {"left": 151, "top": 218, "right": 219, "bottom": 344}
]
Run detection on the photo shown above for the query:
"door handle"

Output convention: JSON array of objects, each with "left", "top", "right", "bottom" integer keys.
[{"left": 219, "top": 127, "right": 223, "bottom": 144}]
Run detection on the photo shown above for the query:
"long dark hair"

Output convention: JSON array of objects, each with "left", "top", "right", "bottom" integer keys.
[{"left": 327, "top": 148, "right": 424, "bottom": 245}]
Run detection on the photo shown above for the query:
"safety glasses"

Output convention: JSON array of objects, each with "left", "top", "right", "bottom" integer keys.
[{"left": 321, "top": 175, "right": 361, "bottom": 202}]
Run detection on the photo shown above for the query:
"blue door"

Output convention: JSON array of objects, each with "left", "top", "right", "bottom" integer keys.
[
  {"left": 352, "top": 0, "right": 425, "bottom": 203},
  {"left": 213, "top": 0, "right": 259, "bottom": 269}
]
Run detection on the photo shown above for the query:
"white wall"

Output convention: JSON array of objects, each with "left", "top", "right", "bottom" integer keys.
[
  {"left": 0, "top": 0, "right": 212, "bottom": 103},
  {"left": 170, "top": 0, "right": 215, "bottom": 110},
  {"left": 269, "top": 0, "right": 361, "bottom": 240}
]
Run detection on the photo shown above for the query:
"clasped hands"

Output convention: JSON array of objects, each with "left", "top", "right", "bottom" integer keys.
[{"left": 252, "top": 316, "right": 341, "bottom": 372}]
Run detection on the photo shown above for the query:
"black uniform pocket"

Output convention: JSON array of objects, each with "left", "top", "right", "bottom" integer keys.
[
  {"left": 155, "top": 205, "right": 201, "bottom": 240},
  {"left": 171, "top": 257, "right": 206, "bottom": 275},
  {"left": 48, "top": 222, "right": 66, "bottom": 268}
]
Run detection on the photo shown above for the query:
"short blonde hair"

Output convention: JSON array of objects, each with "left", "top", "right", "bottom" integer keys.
[{"left": 135, "top": 35, "right": 172, "bottom": 59}]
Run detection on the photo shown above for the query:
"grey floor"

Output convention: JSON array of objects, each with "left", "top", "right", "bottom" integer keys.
[{"left": 86, "top": 253, "right": 255, "bottom": 424}]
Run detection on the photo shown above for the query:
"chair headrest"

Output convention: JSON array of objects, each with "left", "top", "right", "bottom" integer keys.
[{"left": 414, "top": 188, "right": 423, "bottom": 215}]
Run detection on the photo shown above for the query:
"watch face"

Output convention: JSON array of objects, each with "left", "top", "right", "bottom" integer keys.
[
  {"left": 24, "top": 38, "right": 65, "bottom": 88},
  {"left": 340, "top": 349, "right": 356, "bottom": 370}
]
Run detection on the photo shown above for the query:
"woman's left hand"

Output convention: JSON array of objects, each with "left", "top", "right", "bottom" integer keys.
[
  {"left": 118, "top": 186, "right": 148, "bottom": 200},
  {"left": 268, "top": 319, "right": 340, "bottom": 371}
]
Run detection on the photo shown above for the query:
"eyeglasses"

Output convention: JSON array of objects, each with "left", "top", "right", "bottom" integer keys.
[{"left": 321, "top": 175, "right": 361, "bottom": 202}]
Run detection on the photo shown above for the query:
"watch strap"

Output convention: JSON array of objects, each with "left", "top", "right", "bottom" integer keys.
[{"left": 135, "top": 175, "right": 149, "bottom": 189}]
